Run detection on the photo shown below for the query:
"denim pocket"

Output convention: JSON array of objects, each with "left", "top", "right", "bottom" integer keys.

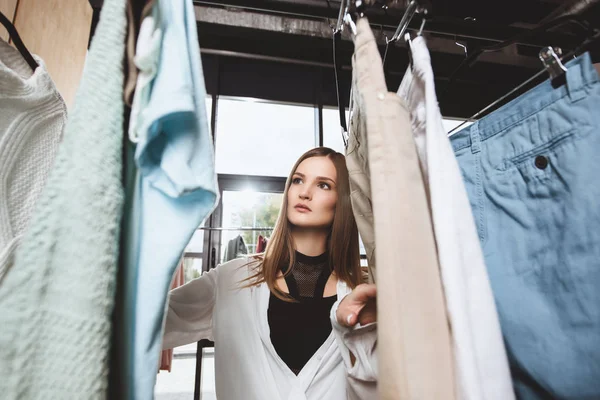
[
  {"left": 497, "top": 119, "right": 593, "bottom": 169},
  {"left": 486, "top": 124, "right": 596, "bottom": 277}
]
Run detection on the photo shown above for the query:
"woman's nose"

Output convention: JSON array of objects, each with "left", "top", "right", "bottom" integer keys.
[{"left": 299, "top": 188, "right": 312, "bottom": 200}]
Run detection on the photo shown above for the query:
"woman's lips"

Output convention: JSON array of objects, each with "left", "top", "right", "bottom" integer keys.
[{"left": 294, "top": 204, "right": 312, "bottom": 212}]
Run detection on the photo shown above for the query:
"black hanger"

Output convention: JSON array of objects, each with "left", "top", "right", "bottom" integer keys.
[
  {"left": 446, "top": 15, "right": 595, "bottom": 89},
  {"left": 448, "top": 29, "right": 600, "bottom": 135},
  {"left": 332, "top": 30, "right": 348, "bottom": 148},
  {"left": 0, "top": 11, "right": 39, "bottom": 71}
]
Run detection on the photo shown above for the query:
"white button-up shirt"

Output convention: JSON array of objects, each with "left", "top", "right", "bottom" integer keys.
[{"left": 162, "top": 257, "right": 377, "bottom": 400}]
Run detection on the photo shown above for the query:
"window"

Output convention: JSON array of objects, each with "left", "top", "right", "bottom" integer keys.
[
  {"left": 184, "top": 218, "right": 206, "bottom": 280},
  {"left": 205, "top": 96, "right": 213, "bottom": 123},
  {"left": 155, "top": 216, "right": 208, "bottom": 398},
  {"left": 199, "top": 348, "right": 217, "bottom": 400},
  {"left": 215, "top": 97, "right": 316, "bottom": 177},
  {"left": 155, "top": 342, "right": 198, "bottom": 399},
  {"left": 443, "top": 118, "right": 472, "bottom": 134},
  {"left": 219, "top": 189, "right": 283, "bottom": 262},
  {"left": 322, "top": 106, "right": 349, "bottom": 154}
]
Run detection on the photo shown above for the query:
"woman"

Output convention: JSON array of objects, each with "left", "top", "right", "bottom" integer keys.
[{"left": 162, "top": 147, "right": 377, "bottom": 400}]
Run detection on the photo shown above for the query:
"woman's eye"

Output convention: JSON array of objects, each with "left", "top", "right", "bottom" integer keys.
[
  {"left": 318, "top": 182, "right": 331, "bottom": 190},
  {"left": 292, "top": 177, "right": 302, "bottom": 184}
]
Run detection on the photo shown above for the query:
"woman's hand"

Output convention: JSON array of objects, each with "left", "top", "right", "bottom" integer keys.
[{"left": 336, "top": 283, "right": 377, "bottom": 328}]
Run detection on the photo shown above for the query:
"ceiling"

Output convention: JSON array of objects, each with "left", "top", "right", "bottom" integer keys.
[{"left": 89, "top": 0, "right": 600, "bottom": 117}]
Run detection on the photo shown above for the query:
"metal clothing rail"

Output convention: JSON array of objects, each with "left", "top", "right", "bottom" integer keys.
[
  {"left": 448, "top": 29, "right": 600, "bottom": 135},
  {"left": 197, "top": 226, "right": 274, "bottom": 231}
]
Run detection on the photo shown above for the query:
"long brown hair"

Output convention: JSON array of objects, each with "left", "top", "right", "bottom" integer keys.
[{"left": 243, "top": 147, "right": 363, "bottom": 300}]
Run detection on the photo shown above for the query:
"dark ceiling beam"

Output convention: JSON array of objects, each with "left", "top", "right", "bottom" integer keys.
[
  {"left": 193, "top": 1, "right": 583, "bottom": 49},
  {"left": 87, "top": 0, "right": 583, "bottom": 50},
  {"left": 195, "top": 5, "right": 583, "bottom": 68},
  {"left": 539, "top": 0, "right": 600, "bottom": 23}
]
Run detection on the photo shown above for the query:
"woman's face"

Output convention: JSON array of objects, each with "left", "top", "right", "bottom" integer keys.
[{"left": 287, "top": 156, "right": 338, "bottom": 230}]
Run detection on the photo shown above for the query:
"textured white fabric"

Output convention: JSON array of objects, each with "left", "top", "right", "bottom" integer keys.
[
  {"left": 163, "top": 257, "right": 377, "bottom": 400},
  {"left": 0, "top": 39, "right": 65, "bottom": 282},
  {"left": 0, "top": 0, "right": 127, "bottom": 397},
  {"left": 397, "top": 36, "right": 515, "bottom": 400}
]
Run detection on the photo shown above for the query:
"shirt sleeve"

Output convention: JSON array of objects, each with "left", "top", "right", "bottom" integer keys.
[
  {"left": 162, "top": 266, "right": 218, "bottom": 349},
  {"left": 330, "top": 294, "right": 378, "bottom": 399}
]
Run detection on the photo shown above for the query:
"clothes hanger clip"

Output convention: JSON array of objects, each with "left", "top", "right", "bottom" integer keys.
[
  {"left": 344, "top": 11, "right": 358, "bottom": 36},
  {"left": 539, "top": 46, "right": 567, "bottom": 80},
  {"left": 417, "top": 16, "right": 427, "bottom": 36}
]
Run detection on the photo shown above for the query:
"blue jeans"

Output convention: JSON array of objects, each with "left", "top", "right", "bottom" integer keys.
[{"left": 451, "top": 52, "right": 600, "bottom": 399}]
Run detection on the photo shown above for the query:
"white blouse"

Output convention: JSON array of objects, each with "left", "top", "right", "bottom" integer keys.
[{"left": 162, "top": 257, "right": 377, "bottom": 400}]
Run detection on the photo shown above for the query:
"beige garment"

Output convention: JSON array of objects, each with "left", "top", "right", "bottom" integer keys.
[
  {"left": 346, "top": 64, "right": 376, "bottom": 283},
  {"left": 351, "top": 18, "right": 455, "bottom": 400}
]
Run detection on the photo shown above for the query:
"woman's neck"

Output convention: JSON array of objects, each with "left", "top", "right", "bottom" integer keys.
[{"left": 290, "top": 227, "right": 328, "bottom": 257}]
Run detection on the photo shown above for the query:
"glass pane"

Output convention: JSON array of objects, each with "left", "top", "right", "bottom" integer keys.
[
  {"left": 443, "top": 118, "right": 472, "bottom": 134},
  {"left": 185, "top": 230, "right": 204, "bottom": 253},
  {"left": 359, "top": 235, "right": 366, "bottom": 256},
  {"left": 220, "top": 190, "right": 283, "bottom": 262},
  {"left": 183, "top": 257, "right": 203, "bottom": 283},
  {"left": 154, "top": 343, "right": 197, "bottom": 399},
  {"left": 200, "top": 348, "right": 216, "bottom": 400},
  {"left": 155, "top": 256, "right": 204, "bottom": 398},
  {"left": 215, "top": 97, "right": 316, "bottom": 177},
  {"left": 322, "top": 107, "right": 349, "bottom": 154},
  {"left": 206, "top": 96, "right": 212, "bottom": 122}
]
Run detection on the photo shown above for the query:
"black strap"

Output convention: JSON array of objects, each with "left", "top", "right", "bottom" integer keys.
[
  {"left": 333, "top": 31, "right": 348, "bottom": 148},
  {"left": 0, "top": 11, "right": 39, "bottom": 72}
]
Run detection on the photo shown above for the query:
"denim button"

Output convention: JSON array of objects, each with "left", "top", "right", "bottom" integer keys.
[{"left": 535, "top": 155, "right": 548, "bottom": 169}]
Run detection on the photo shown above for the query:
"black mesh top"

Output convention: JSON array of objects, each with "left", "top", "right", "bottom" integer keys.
[{"left": 268, "top": 251, "right": 337, "bottom": 375}]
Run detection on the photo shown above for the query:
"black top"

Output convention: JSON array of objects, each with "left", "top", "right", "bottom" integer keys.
[{"left": 267, "top": 251, "right": 337, "bottom": 375}]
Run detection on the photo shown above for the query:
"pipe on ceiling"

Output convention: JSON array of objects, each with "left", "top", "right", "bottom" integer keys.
[{"left": 539, "top": 0, "right": 600, "bottom": 24}]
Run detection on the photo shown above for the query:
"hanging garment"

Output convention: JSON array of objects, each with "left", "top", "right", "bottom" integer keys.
[
  {"left": 110, "top": 10, "right": 162, "bottom": 400},
  {"left": 346, "top": 102, "right": 376, "bottom": 283},
  {"left": 450, "top": 52, "right": 600, "bottom": 400},
  {"left": 224, "top": 234, "right": 248, "bottom": 261},
  {"left": 123, "top": 0, "right": 156, "bottom": 106},
  {"left": 257, "top": 234, "right": 264, "bottom": 252},
  {"left": 0, "top": 40, "right": 66, "bottom": 283},
  {"left": 125, "top": 0, "right": 219, "bottom": 398},
  {"left": 159, "top": 260, "right": 186, "bottom": 372},
  {"left": 0, "top": 0, "right": 127, "bottom": 397},
  {"left": 350, "top": 17, "right": 455, "bottom": 399},
  {"left": 163, "top": 257, "right": 377, "bottom": 400},
  {"left": 257, "top": 235, "right": 268, "bottom": 253},
  {"left": 397, "top": 36, "right": 514, "bottom": 400}
]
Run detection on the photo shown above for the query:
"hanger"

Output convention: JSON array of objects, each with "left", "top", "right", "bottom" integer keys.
[
  {"left": 387, "top": 0, "right": 426, "bottom": 44},
  {"left": 333, "top": 27, "right": 348, "bottom": 148},
  {"left": 332, "top": 0, "right": 359, "bottom": 149},
  {"left": 446, "top": 14, "right": 594, "bottom": 88},
  {"left": 382, "top": 0, "right": 429, "bottom": 69},
  {"left": 334, "top": 0, "right": 429, "bottom": 147},
  {"left": 447, "top": 30, "right": 600, "bottom": 136},
  {"left": 403, "top": 16, "right": 427, "bottom": 69},
  {"left": 0, "top": 11, "right": 38, "bottom": 72}
]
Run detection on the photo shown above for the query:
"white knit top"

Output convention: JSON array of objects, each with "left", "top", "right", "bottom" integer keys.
[
  {"left": 0, "top": 0, "right": 127, "bottom": 395},
  {"left": 0, "top": 39, "right": 66, "bottom": 281}
]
